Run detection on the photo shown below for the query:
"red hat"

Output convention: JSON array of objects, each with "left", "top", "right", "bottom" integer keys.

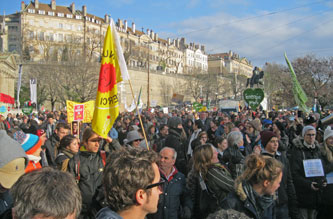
[{"left": 36, "top": 129, "right": 45, "bottom": 137}]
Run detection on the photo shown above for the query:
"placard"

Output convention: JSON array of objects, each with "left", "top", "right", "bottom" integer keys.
[
  {"left": 303, "top": 159, "right": 324, "bottom": 177},
  {"left": 326, "top": 172, "right": 333, "bottom": 184},
  {"left": 74, "top": 104, "right": 84, "bottom": 121}
]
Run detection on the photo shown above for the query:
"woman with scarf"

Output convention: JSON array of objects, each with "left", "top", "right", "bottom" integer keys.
[
  {"left": 55, "top": 134, "right": 79, "bottom": 171},
  {"left": 187, "top": 144, "right": 234, "bottom": 218},
  {"left": 221, "top": 154, "right": 283, "bottom": 219}
]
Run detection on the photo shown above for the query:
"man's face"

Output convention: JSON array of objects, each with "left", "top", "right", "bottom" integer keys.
[
  {"left": 143, "top": 163, "right": 162, "bottom": 214},
  {"left": 159, "top": 148, "right": 175, "bottom": 172},
  {"left": 56, "top": 127, "right": 70, "bottom": 140},
  {"left": 48, "top": 118, "right": 54, "bottom": 124},
  {"left": 304, "top": 130, "right": 316, "bottom": 145},
  {"left": 160, "top": 126, "right": 169, "bottom": 137},
  {"left": 199, "top": 113, "right": 206, "bottom": 120},
  {"left": 265, "top": 137, "right": 279, "bottom": 154}
]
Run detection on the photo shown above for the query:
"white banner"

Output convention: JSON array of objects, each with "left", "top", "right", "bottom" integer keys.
[
  {"left": 30, "top": 78, "right": 37, "bottom": 104},
  {"left": 16, "top": 64, "right": 22, "bottom": 108}
]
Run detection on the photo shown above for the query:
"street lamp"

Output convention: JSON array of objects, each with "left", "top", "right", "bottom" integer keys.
[{"left": 145, "top": 41, "right": 153, "bottom": 109}]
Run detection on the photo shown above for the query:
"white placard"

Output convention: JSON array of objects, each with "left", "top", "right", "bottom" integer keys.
[
  {"left": 326, "top": 172, "right": 333, "bottom": 184},
  {"left": 163, "top": 107, "right": 168, "bottom": 114},
  {"left": 303, "top": 159, "right": 325, "bottom": 178}
]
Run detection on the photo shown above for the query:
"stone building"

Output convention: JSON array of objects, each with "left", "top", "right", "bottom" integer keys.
[
  {"left": 208, "top": 50, "right": 253, "bottom": 77},
  {"left": 0, "top": 54, "right": 18, "bottom": 107}
]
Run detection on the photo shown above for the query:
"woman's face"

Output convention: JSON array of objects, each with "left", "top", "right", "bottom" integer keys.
[
  {"left": 326, "top": 136, "right": 333, "bottom": 147},
  {"left": 264, "top": 172, "right": 283, "bottom": 195},
  {"left": 200, "top": 134, "right": 208, "bottom": 144},
  {"left": 211, "top": 146, "right": 219, "bottom": 164},
  {"left": 246, "top": 125, "right": 254, "bottom": 134},
  {"left": 40, "top": 133, "right": 47, "bottom": 146},
  {"left": 67, "top": 138, "right": 79, "bottom": 154},
  {"left": 131, "top": 139, "right": 141, "bottom": 148},
  {"left": 84, "top": 133, "right": 100, "bottom": 153},
  {"left": 218, "top": 139, "right": 228, "bottom": 151}
]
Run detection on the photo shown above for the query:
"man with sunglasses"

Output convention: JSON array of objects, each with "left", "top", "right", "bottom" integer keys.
[
  {"left": 148, "top": 147, "right": 192, "bottom": 219},
  {"left": 96, "top": 147, "right": 162, "bottom": 219},
  {"left": 290, "top": 125, "right": 326, "bottom": 219}
]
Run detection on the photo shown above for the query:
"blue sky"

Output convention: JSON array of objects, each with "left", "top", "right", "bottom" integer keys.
[{"left": 1, "top": 0, "right": 333, "bottom": 67}]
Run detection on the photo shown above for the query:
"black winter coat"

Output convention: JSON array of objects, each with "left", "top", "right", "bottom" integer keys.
[
  {"left": 290, "top": 137, "right": 325, "bottom": 209},
  {"left": 165, "top": 128, "right": 187, "bottom": 174},
  {"left": 222, "top": 144, "right": 246, "bottom": 179},
  {"left": 44, "top": 133, "right": 60, "bottom": 167},
  {"left": 67, "top": 150, "right": 105, "bottom": 217}
]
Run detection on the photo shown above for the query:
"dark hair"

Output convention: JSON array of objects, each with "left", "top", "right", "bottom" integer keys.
[
  {"left": 193, "top": 144, "right": 214, "bottom": 179},
  {"left": 214, "top": 136, "right": 225, "bottom": 148},
  {"left": 11, "top": 167, "right": 81, "bottom": 219},
  {"left": 56, "top": 122, "right": 70, "bottom": 131},
  {"left": 159, "top": 124, "right": 168, "bottom": 132},
  {"left": 59, "top": 135, "right": 77, "bottom": 150},
  {"left": 82, "top": 127, "right": 97, "bottom": 143},
  {"left": 194, "top": 119, "right": 204, "bottom": 130},
  {"left": 103, "top": 147, "right": 159, "bottom": 212}
]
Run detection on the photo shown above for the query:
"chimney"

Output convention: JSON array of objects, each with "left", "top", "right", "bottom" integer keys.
[
  {"left": 104, "top": 14, "right": 109, "bottom": 24},
  {"left": 180, "top": 37, "right": 186, "bottom": 45},
  {"left": 195, "top": 44, "right": 199, "bottom": 49},
  {"left": 132, "top": 22, "right": 135, "bottom": 33},
  {"left": 118, "top": 19, "right": 123, "bottom": 29},
  {"left": 150, "top": 30, "right": 154, "bottom": 39},
  {"left": 21, "top": 1, "right": 25, "bottom": 11},
  {"left": 154, "top": 33, "right": 158, "bottom": 41},
  {"left": 167, "top": 38, "right": 171, "bottom": 45},
  {"left": 35, "top": 0, "right": 39, "bottom": 9},
  {"left": 82, "top": 5, "right": 87, "bottom": 16},
  {"left": 71, "top": 2, "right": 75, "bottom": 14},
  {"left": 51, "top": 0, "right": 56, "bottom": 10},
  {"left": 147, "top": 29, "right": 150, "bottom": 36},
  {"left": 124, "top": 20, "right": 127, "bottom": 31},
  {"left": 201, "top": 45, "right": 205, "bottom": 52}
]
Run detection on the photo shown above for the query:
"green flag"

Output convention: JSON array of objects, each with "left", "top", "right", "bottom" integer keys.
[
  {"left": 284, "top": 52, "right": 309, "bottom": 113},
  {"left": 137, "top": 86, "right": 142, "bottom": 106}
]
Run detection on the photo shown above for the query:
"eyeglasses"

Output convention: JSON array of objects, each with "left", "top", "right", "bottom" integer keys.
[
  {"left": 145, "top": 180, "right": 165, "bottom": 192},
  {"left": 134, "top": 139, "right": 141, "bottom": 142},
  {"left": 306, "top": 134, "right": 316, "bottom": 137}
]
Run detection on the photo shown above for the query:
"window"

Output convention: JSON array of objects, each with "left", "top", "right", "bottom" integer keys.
[
  {"left": 48, "top": 11, "right": 55, "bottom": 16},
  {"left": 28, "top": 31, "right": 34, "bottom": 39},
  {"left": 9, "top": 44, "right": 17, "bottom": 52},
  {"left": 38, "top": 10, "right": 45, "bottom": 15},
  {"left": 59, "top": 23, "right": 63, "bottom": 29},
  {"left": 8, "top": 26, "right": 18, "bottom": 31},
  {"left": 75, "top": 15, "right": 81, "bottom": 19},
  {"left": 66, "top": 14, "right": 73, "bottom": 18},
  {"left": 58, "top": 34, "right": 63, "bottom": 42},
  {"left": 38, "top": 32, "right": 44, "bottom": 41},
  {"left": 57, "top": 13, "right": 64, "bottom": 17},
  {"left": 77, "top": 25, "right": 82, "bottom": 31},
  {"left": 28, "top": 9, "right": 35, "bottom": 13},
  {"left": 9, "top": 35, "right": 17, "bottom": 41}
]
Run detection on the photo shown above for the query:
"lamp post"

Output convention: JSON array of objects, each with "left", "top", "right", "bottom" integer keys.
[{"left": 145, "top": 41, "right": 153, "bottom": 109}]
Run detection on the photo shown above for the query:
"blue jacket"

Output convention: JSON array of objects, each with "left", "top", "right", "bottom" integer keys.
[{"left": 96, "top": 207, "right": 123, "bottom": 219}]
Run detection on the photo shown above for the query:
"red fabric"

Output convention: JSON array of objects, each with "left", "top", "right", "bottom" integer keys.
[
  {"left": 0, "top": 93, "right": 14, "bottom": 104},
  {"left": 25, "top": 161, "right": 42, "bottom": 173}
]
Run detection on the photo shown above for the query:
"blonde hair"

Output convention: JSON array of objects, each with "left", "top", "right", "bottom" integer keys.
[{"left": 236, "top": 154, "right": 283, "bottom": 187}]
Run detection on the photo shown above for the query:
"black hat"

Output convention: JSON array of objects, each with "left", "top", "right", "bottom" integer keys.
[{"left": 304, "top": 115, "right": 316, "bottom": 125}]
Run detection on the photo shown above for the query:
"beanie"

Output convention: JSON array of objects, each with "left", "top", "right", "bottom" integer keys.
[
  {"left": 260, "top": 131, "right": 277, "bottom": 148},
  {"left": 302, "top": 125, "right": 316, "bottom": 138},
  {"left": 324, "top": 126, "right": 333, "bottom": 141},
  {"left": 13, "top": 131, "right": 42, "bottom": 154},
  {"left": 249, "top": 119, "right": 261, "bottom": 132}
]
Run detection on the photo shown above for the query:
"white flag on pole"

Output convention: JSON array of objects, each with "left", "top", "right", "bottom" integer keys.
[{"left": 30, "top": 78, "right": 37, "bottom": 104}]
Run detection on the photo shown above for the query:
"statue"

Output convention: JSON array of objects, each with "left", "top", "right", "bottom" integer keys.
[{"left": 246, "top": 66, "right": 264, "bottom": 88}]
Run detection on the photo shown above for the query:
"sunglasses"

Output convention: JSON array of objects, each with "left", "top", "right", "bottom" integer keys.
[{"left": 145, "top": 180, "right": 165, "bottom": 192}]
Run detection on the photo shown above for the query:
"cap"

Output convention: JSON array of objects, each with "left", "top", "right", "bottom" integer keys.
[{"left": 0, "top": 158, "right": 26, "bottom": 189}]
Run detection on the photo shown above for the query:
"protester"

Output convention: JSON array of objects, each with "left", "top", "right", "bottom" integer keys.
[
  {"left": 153, "top": 124, "right": 169, "bottom": 152},
  {"left": 96, "top": 147, "right": 161, "bottom": 219},
  {"left": 55, "top": 134, "right": 79, "bottom": 171},
  {"left": 0, "top": 130, "right": 28, "bottom": 216},
  {"left": 13, "top": 131, "right": 43, "bottom": 173},
  {"left": 67, "top": 128, "right": 107, "bottom": 218},
  {"left": 44, "top": 122, "right": 70, "bottom": 167},
  {"left": 7, "top": 168, "right": 81, "bottom": 219},
  {"left": 187, "top": 144, "right": 234, "bottom": 218},
  {"left": 221, "top": 154, "right": 283, "bottom": 219},
  {"left": 152, "top": 147, "right": 192, "bottom": 219},
  {"left": 187, "top": 120, "right": 203, "bottom": 158},
  {"left": 214, "top": 136, "right": 228, "bottom": 162},
  {"left": 290, "top": 125, "right": 325, "bottom": 219},
  {"left": 260, "top": 130, "right": 299, "bottom": 219},
  {"left": 124, "top": 130, "right": 143, "bottom": 148}
]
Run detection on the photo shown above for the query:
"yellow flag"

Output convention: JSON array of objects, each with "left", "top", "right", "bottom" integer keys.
[
  {"left": 66, "top": 100, "right": 95, "bottom": 123},
  {"left": 92, "top": 19, "right": 129, "bottom": 138}
]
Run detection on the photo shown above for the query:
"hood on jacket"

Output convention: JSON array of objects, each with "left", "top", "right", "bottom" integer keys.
[
  {"left": 292, "top": 136, "right": 320, "bottom": 150},
  {"left": 96, "top": 207, "right": 123, "bottom": 219}
]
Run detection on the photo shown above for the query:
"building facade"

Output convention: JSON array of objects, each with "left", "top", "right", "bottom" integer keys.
[
  {"left": 0, "top": 0, "right": 208, "bottom": 74},
  {"left": 208, "top": 51, "right": 253, "bottom": 77}
]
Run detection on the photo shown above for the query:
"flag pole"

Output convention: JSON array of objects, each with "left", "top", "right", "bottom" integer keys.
[{"left": 128, "top": 80, "right": 149, "bottom": 150}]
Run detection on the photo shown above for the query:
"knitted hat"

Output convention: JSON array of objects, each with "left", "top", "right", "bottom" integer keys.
[
  {"left": 302, "top": 125, "right": 316, "bottom": 137},
  {"left": 249, "top": 119, "right": 261, "bottom": 132},
  {"left": 260, "top": 131, "right": 277, "bottom": 148},
  {"left": 324, "top": 126, "right": 333, "bottom": 141},
  {"left": 13, "top": 131, "right": 42, "bottom": 154},
  {"left": 0, "top": 130, "right": 28, "bottom": 189}
]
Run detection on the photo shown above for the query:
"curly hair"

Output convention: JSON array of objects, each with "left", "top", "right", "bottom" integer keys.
[{"left": 103, "top": 147, "right": 159, "bottom": 212}]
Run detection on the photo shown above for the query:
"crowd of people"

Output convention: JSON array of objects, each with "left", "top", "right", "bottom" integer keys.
[{"left": 0, "top": 107, "right": 333, "bottom": 219}]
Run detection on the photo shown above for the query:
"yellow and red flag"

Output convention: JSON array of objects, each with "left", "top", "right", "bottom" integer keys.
[{"left": 92, "top": 19, "right": 129, "bottom": 138}]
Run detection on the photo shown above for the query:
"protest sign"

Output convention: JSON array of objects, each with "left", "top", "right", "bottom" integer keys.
[
  {"left": 66, "top": 100, "right": 95, "bottom": 123},
  {"left": 243, "top": 88, "right": 264, "bottom": 109},
  {"left": 303, "top": 159, "right": 324, "bottom": 178}
]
